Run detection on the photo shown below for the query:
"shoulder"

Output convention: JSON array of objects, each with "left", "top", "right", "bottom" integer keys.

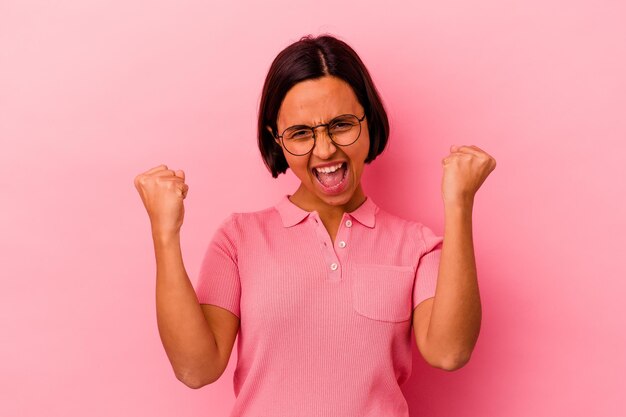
[
  {"left": 222, "top": 204, "right": 283, "bottom": 234},
  {"left": 375, "top": 205, "right": 428, "bottom": 233},
  {"left": 375, "top": 206, "right": 440, "bottom": 248}
]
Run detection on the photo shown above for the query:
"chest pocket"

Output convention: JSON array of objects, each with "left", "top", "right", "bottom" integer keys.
[{"left": 349, "top": 263, "right": 415, "bottom": 322}]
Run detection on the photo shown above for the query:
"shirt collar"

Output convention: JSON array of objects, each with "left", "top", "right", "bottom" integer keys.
[{"left": 275, "top": 194, "right": 378, "bottom": 228}]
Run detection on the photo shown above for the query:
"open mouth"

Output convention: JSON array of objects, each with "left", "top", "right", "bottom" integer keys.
[{"left": 312, "top": 162, "right": 348, "bottom": 191}]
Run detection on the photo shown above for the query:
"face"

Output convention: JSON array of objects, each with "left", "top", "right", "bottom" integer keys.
[{"left": 268, "top": 75, "right": 370, "bottom": 210}]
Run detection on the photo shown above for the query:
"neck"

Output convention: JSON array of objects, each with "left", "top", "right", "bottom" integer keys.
[{"left": 289, "top": 183, "right": 367, "bottom": 223}]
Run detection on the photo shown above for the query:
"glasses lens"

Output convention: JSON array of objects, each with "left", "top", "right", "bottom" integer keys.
[
  {"left": 283, "top": 127, "right": 314, "bottom": 155},
  {"left": 329, "top": 115, "right": 361, "bottom": 146}
]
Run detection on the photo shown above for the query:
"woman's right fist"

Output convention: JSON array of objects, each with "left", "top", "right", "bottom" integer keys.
[{"left": 134, "top": 164, "right": 190, "bottom": 237}]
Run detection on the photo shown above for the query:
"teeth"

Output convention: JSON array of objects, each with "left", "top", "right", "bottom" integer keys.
[{"left": 314, "top": 162, "right": 343, "bottom": 174}]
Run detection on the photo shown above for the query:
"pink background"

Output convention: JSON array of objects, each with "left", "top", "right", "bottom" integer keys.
[{"left": 1, "top": 1, "right": 625, "bottom": 416}]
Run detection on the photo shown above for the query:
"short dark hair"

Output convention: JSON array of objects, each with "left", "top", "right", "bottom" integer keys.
[{"left": 258, "top": 34, "right": 390, "bottom": 178}]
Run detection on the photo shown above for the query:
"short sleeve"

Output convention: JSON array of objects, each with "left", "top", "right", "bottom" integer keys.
[
  {"left": 412, "top": 223, "right": 444, "bottom": 310},
  {"left": 194, "top": 213, "right": 241, "bottom": 318}
]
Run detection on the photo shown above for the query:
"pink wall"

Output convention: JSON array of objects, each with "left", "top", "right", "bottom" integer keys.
[{"left": 1, "top": 1, "right": 625, "bottom": 416}]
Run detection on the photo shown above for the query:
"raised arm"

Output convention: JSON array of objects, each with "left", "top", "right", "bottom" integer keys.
[{"left": 134, "top": 164, "right": 238, "bottom": 388}]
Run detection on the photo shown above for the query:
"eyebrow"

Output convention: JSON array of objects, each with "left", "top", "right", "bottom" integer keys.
[{"left": 285, "top": 113, "right": 353, "bottom": 130}]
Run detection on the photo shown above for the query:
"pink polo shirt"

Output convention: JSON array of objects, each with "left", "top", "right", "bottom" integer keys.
[{"left": 194, "top": 194, "right": 443, "bottom": 417}]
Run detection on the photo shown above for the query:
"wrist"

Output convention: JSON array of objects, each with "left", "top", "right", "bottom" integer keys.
[
  {"left": 152, "top": 228, "right": 181, "bottom": 246},
  {"left": 444, "top": 196, "right": 474, "bottom": 211}
]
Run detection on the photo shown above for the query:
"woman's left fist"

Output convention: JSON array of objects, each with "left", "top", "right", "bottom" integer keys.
[{"left": 441, "top": 144, "right": 496, "bottom": 206}]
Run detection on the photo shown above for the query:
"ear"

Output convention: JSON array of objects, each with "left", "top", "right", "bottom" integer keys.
[{"left": 267, "top": 125, "right": 280, "bottom": 145}]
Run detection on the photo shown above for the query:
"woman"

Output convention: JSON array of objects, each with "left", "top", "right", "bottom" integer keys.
[{"left": 134, "top": 34, "right": 495, "bottom": 417}]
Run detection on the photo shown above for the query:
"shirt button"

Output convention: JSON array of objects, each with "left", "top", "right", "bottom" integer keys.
[
  {"left": 338, "top": 241, "right": 346, "bottom": 248},
  {"left": 345, "top": 220, "right": 352, "bottom": 228},
  {"left": 330, "top": 263, "right": 338, "bottom": 271}
]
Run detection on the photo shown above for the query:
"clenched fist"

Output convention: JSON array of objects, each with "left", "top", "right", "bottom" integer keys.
[
  {"left": 441, "top": 144, "right": 496, "bottom": 206},
  {"left": 134, "top": 164, "right": 190, "bottom": 238}
]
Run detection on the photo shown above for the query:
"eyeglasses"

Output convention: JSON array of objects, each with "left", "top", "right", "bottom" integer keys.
[{"left": 274, "top": 113, "right": 366, "bottom": 156}]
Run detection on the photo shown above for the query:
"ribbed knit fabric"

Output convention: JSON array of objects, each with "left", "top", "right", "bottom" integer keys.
[{"left": 194, "top": 194, "right": 443, "bottom": 417}]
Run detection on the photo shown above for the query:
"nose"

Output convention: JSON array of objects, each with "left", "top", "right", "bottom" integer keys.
[{"left": 311, "top": 126, "right": 337, "bottom": 159}]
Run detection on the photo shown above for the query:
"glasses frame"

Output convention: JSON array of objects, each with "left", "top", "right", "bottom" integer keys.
[{"left": 274, "top": 113, "right": 366, "bottom": 156}]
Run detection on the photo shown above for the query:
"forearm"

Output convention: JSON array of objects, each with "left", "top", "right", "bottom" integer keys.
[
  {"left": 153, "top": 231, "right": 220, "bottom": 386},
  {"left": 426, "top": 201, "right": 482, "bottom": 368}
]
